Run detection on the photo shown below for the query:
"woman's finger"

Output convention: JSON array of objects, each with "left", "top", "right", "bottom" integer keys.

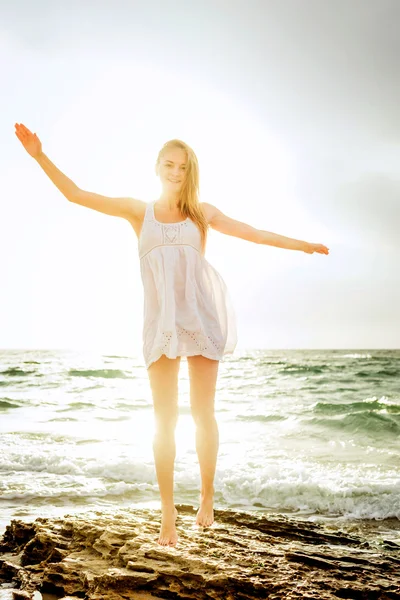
[{"left": 16, "top": 123, "right": 34, "bottom": 137}]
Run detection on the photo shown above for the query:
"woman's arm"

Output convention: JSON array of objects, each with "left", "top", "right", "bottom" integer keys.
[
  {"left": 35, "top": 152, "right": 144, "bottom": 219},
  {"left": 15, "top": 123, "right": 144, "bottom": 220},
  {"left": 201, "top": 202, "right": 329, "bottom": 255}
]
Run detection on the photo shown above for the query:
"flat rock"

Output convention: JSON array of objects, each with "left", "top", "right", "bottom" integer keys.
[{"left": 0, "top": 505, "right": 399, "bottom": 599}]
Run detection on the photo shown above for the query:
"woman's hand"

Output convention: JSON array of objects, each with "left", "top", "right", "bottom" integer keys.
[
  {"left": 14, "top": 123, "right": 43, "bottom": 159},
  {"left": 304, "top": 242, "right": 329, "bottom": 255}
]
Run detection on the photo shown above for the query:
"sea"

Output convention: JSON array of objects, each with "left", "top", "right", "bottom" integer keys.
[{"left": 1, "top": 348, "right": 399, "bottom": 539}]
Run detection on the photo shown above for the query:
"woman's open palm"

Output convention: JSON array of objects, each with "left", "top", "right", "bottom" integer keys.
[{"left": 15, "top": 123, "right": 42, "bottom": 158}]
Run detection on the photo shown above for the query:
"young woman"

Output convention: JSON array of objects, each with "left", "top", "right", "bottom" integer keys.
[{"left": 14, "top": 123, "right": 329, "bottom": 547}]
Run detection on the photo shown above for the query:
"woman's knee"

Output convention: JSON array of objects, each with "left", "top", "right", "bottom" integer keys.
[
  {"left": 191, "top": 405, "right": 216, "bottom": 428},
  {"left": 153, "top": 404, "right": 179, "bottom": 433}
]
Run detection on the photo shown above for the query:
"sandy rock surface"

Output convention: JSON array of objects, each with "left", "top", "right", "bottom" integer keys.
[{"left": 0, "top": 505, "right": 399, "bottom": 599}]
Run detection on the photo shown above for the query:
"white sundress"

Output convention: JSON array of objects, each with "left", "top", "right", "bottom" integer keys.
[{"left": 138, "top": 200, "right": 237, "bottom": 369}]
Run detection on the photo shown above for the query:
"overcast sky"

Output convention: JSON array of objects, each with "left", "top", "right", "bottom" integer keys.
[{"left": 1, "top": 0, "right": 399, "bottom": 353}]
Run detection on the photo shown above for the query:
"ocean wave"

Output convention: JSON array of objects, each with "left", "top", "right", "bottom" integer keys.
[
  {"left": 0, "top": 480, "right": 156, "bottom": 502},
  {"left": 309, "top": 411, "right": 400, "bottom": 437},
  {"left": 0, "top": 367, "right": 36, "bottom": 377},
  {"left": 102, "top": 355, "right": 133, "bottom": 360},
  {"left": 236, "top": 414, "right": 286, "bottom": 423},
  {"left": 0, "top": 398, "right": 22, "bottom": 409},
  {"left": 220, "top": 476, "right": 400, "bottom": 520},
  {"left": 375, "top": 369, "right": 400, "bottom": 377},
  {"left": 56, "top": 402, "right": 96, "bottom": 411},
  {"left": 313, "top": 399, "right": 400, "bottom": 415},
  {"left": 342, "top": 353, "right": 372, "bottom": 359},
  {"left": 279, "top": 365, "right": 326, "bottom": 375},
  {"left": 48, "top": 417, "right": 80, "bottom": 422},
  {"left": 1, "top": 463, "right": 399, "bottom": 521},
  {"left": 356, "top": 369, "right": 400, "bottom": 378},
  {"left": 258, "top": 360, "right": 290, "bottom": 366},
  {"left": 68, "top": 369, "right": 131, "bottom": 379},
  {"left": 115, "top": 402, "right": 151, "bottom": 411},
  {"left": 0, "top": 453, "right": 152, "bottom": 481}
]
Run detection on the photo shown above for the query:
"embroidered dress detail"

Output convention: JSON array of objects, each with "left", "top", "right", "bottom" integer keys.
[
  {"left": 138, "top": 201, "right": 237, "bottom": 368},
  {"left": 163, "top": 224, "right": 180, "bottom": 244}
]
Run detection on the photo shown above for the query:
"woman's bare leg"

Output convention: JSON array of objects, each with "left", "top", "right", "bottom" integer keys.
[
  {"left": 187, "top": 354, "right": 220, "bottom": 527},
  {"left": 147, "top": 354, "right": 181, "bottom": 546}
]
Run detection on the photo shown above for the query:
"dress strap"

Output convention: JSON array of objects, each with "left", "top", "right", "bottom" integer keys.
[
  {"left": 144, "top": 201, "right": 155, "bottom": 222},
  {"left": 150, "top": 200, "right": 156, "bottom": 221}
]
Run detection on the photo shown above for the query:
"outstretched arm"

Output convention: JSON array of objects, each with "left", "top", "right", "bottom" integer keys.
[
  {"left": 202, "top": 202, "right": 329, "bottom": 255},
  {"left": 14, "top": 123, "right": 144, "bottom": 221}
]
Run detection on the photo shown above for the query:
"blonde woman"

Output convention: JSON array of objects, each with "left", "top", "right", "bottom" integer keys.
[{"left": 14, "top": 123, "right": 329, "bottom": 547}]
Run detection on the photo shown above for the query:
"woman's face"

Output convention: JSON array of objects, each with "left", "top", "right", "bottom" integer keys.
[{"left": 157, "top": 147, "right": 188, "bottom": 191}]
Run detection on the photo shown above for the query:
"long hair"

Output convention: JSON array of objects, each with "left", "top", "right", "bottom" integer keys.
[{"left": 155, "top": 139, "right": 208, "bottom": 255}]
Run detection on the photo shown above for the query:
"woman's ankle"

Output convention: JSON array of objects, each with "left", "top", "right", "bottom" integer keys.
[{"left": 200, "top": 486, "right": 215, "bottom": 499}]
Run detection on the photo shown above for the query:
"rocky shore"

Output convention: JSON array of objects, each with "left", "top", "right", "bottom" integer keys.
[{"left": 0, "top": 505, "right": 399, "bottom": 599}]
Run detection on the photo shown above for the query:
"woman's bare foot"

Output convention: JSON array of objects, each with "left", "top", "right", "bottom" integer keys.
[
  {"left": 158, "top": 506, "right": 178, "bottom": 546},
  {"left": 196, "top": 493, "right": 214, "bottom": 527}
]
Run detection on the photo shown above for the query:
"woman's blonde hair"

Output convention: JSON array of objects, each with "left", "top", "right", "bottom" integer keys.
[{"left": 156, "top": 139, "right": 208, "bottom": 255}]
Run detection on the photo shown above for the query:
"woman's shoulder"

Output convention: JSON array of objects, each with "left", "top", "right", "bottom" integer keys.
[{"left": 199, "top": 202, "right": 217, "bottom": 225}]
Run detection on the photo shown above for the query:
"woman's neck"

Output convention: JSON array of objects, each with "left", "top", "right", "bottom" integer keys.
[{"left": 157, "top": 192, "right": 180, "bottom": 210}]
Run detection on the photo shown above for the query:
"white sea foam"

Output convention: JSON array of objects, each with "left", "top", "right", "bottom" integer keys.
[
  {"left": 1, "top": 444, "right": 399, "bottom": 520},
  {"left": 342, "top": 353, "right": 373, "bottom": 359}
]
